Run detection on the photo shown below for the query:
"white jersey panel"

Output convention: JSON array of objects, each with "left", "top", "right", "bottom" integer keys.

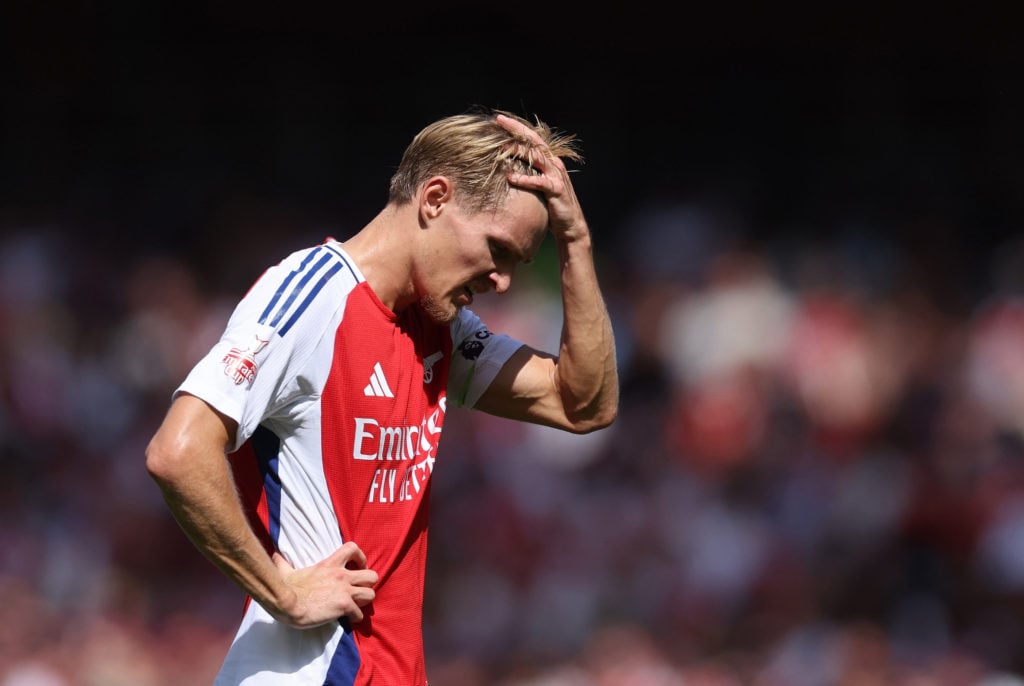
[
  {"left": 177, "top": 241, "right": 360, "bottom": 448},
  {"left": 176, "top": 241, "right": 364, "bottom": 566},
  {"left": 214, "top": 602, "right": 342, "bottom": 685}
]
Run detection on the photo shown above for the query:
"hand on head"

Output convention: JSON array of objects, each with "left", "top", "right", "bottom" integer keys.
[{"left": 495, "top": 114, "right": 589, "bottom": 243}]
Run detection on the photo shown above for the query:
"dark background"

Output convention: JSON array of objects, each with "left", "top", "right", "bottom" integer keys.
[{"left": 4, "top": 2, "right": 1022, "bottom": 287}]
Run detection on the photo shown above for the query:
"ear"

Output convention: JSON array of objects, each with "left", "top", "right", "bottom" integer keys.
[{"left": 419, "top": 176, "right": 453, "bottom": 222}]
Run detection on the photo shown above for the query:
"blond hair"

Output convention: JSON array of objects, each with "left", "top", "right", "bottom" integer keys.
[{"left": 388, "top": 108, "right": 582, "bottom": 215}]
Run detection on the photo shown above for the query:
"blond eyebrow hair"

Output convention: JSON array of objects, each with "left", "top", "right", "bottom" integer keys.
[{"left": 388, "top": 108, "right": 583, "bottom": 215}]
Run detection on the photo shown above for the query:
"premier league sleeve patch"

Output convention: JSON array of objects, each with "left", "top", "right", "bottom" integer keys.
[
  {"left": 457, "top": 334, "right": 488, "bottom": 361},
  {"left": 449, "top": 315, "right": 524, "bottom": 409}
]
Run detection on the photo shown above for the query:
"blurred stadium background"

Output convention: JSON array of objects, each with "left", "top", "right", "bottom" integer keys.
[{"left": 3, "top": 2, "right": 1024, "bottom": 684}]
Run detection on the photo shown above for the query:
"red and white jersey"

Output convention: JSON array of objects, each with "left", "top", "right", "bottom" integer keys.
[{"left": 175, "top": 238, "right": 524, "bottom": 685}]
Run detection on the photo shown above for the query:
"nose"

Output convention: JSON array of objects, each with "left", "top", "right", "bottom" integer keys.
[{"left": 490, "top": 271, "right": 512, "bottom": 294}]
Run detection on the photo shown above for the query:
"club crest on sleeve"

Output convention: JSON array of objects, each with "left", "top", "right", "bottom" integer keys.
[{"left": 222, "top": 330, "right": 272, "bottom": 387}]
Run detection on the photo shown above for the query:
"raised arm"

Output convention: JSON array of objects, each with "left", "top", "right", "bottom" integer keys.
[
  {"left": 145, "top": 393, "right": 378, "bottom": 627},
  {"left": 474, "top": 114, "right": 619, "bottom": 434}
]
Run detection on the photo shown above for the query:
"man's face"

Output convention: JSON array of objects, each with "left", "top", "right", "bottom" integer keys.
[{"left": 419, "top": 188, "right": 549, "bottom": 324}]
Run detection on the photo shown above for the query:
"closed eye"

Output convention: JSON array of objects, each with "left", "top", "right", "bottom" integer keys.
[{"left": 489, "top": 240, "right": 516, "bottom": 264}]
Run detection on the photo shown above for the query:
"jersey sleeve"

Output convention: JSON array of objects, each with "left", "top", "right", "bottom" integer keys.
[
  {"left": 175, "top": 243, "right": 350, "bottom": 451},
  {"left": 447, "top": 307, "right": 525, "bottom": 409}
]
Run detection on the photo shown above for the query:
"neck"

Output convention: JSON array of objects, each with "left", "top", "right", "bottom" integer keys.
[{"left": 341, "top": 204, "right": 419, "bottom": 312}]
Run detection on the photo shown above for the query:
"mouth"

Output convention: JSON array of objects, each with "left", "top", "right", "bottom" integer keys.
[{"left": 459, "top": 286, "right": 474, "bottom": 306}]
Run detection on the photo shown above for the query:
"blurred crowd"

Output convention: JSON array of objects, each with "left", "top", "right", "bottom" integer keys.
[{"left": 5, "top": 191, "right": 1024, "bottom": 685}]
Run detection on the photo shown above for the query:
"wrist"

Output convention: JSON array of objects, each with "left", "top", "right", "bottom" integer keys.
[
  {"left": 556, "top": 229, "right": 593, "bottom": 256},
  {"left": 555, "top": 222, "right": 591, "bottom": 247}
]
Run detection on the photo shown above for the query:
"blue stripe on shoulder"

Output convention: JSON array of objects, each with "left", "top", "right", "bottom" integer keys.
[
  {"left": 267, "top": 252, "right": 333, "bottom": 328},
  {"left": 259, "top": 247, "right": 323, "bottom": 325},
  {"left": 258, "top": 246, "right": 349, "bottom": 337},
  {"left": 279, "top": 261, "right": 344, "bottom": 336}
]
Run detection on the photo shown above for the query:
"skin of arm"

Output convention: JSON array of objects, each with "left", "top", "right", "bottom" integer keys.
[
  {"left": 474, "top": 115, "right": 619, "bottom": 434},
  {"left": 145, "top": 393, "right": 378, "bottom": 628}
]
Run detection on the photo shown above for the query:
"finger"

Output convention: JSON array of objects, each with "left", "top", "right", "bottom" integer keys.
[
  {"left": 325, "top": 541, "right": 368, "bottom": 570},
  {"left": 496, "top": 115, "right": 558, "bottom": 167},
  {"left": 509, "top": 162, "right": 566, "bottom": 195},
  {"left": 272, "top": 551, "right": 295, "bottom": 573},
  {"left": 348, "top": 569, "right": 380, "bottom": 587},
  {"left": 350, "top": 586, "right": 376, "bottom": 607},
  {"left": 343, "top": 543, "right": 368, "bottom": 570},
  {"left": 495, "top": 113, "right": 540, "bottom": 144},
  {"left": 343, "top": 604, "right": 365, "bottom": 623}
]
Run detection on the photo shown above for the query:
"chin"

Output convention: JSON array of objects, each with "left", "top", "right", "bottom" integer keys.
[{"left": 420, "top": 295, "right": 459, "bottom": 324}]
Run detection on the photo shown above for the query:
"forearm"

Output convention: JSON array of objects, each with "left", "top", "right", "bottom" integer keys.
[
  {"left": 154, "top": 456, "right": 295, "bottom": 617},
  {"left": 493, "top": 113, "right": 618, "bottom": 431},
  {"left": 150, "top": 435, "right": 377, "bottom": 628},
  {"left": 145, "top": 398, "right": 296, "bottom": 620},
  {"left": 554, "top": 228, "right": 619, "bottom": 431}
]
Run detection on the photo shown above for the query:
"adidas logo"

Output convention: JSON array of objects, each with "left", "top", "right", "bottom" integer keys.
[{"left": 364, "top": 362, "right": 395, "bottom": 398}]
